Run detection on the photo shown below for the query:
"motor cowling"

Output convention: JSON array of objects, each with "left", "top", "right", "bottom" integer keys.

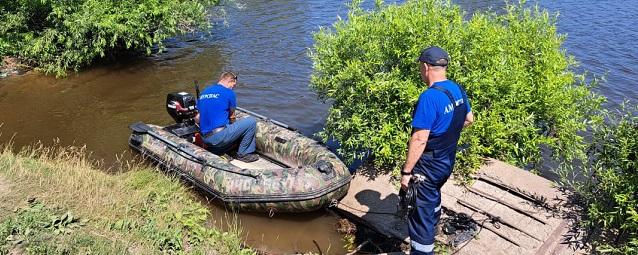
[{"left": 167, "top": 92, "right": 197, "bottom": 124}]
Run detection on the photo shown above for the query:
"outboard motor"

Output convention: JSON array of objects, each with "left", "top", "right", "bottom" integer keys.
[
  {"left": 167, "top": 92, "right": 198, "bottom": 124},
  {"left": 165, "top": 92, "right": 200, "bottom": 139}
]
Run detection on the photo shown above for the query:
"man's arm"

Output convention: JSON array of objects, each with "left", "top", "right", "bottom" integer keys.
[
  {"left": 228, "top": 90, "right": 237, "bottom": 124},
  {"left": 464, "top": 111, "right": 474, "bottom": 127},
  {"left": 401, "top": 129, "right": 430, "bottom": 190},
  {"left": 229, "top": 108, "right": 236, "bottom": 123},
  {"left": 403, "top": 129, "right": 430, "bottom": 173}
]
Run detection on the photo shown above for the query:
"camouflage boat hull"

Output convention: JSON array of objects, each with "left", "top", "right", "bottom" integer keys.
[{"left": 128, "top": 110, "right": 351, "bottom": 213}]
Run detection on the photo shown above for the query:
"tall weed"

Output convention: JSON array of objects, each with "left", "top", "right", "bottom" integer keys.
[{"left": 562, "top": 105, "right": 638, "bottom": 254}]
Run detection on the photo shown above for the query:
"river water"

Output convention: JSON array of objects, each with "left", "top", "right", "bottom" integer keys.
[{"left": 0, "top": 0, "right": 636, "bottom": 254}]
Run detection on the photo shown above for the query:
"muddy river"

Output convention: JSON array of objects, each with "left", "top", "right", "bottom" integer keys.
[{"left": 1, "top": 0, "right": 636, "bottom": 253}]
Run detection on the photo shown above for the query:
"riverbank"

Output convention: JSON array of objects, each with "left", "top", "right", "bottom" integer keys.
[
  {"left": 0, "top": 144, "right": 254, "bottom": 254},
  {"left": 0, "top": 57, "right": 30, "bottom": 78}
]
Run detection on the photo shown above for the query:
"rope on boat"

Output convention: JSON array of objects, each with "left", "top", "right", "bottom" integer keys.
[{"left": 236, "top": 106, "right": 297, "bottom": 131}]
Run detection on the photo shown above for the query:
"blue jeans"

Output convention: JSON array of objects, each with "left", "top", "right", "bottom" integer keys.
[{"left": 203, "top": 117, "right": 257, "bottom": 156}]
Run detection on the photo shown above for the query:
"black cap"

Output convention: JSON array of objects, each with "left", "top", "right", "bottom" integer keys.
[{"left": 418, "top": 46, "right": 449, "bottom": 66}]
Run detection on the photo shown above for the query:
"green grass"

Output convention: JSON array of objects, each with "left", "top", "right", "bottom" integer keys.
[
  {"left": 0, "top": 200, "right": 130, "bottom": 254},
  {"left": 0, "top": 144, "right": 254, "bottom": 254}
]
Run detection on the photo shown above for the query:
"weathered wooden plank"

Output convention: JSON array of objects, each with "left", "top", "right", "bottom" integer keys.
[
  {"left": 456, "top": 199, "right": 544, "bottom": 245},
  {"left": 441, "top": 177, "right": 467, "bottom": 198},
  {"left": 454, "top": 228, "right": 525, "bottom": 255},
  {"left": 535, "top": 220, "right": 583, "bottom": 255},
  {"left": 334, "top": 172, "right": 409, "bottom": 243},
  {"left": 478, "top": 159, "right": 566, "bottom": 207},
  {"left": 472, "top": 179, "right": 564, "bottom": 231},
  {"left": 468, "top": 182, "right": 549, "bottom": 225},
  {"left": 336, "top": 158, "right": 582, "bottom": 254},
  {"left": 442, "top": 197, "right": 541, "bottom": 250},
  {"left": 458, "top": 190, "right": 547, "bottom": 241}
]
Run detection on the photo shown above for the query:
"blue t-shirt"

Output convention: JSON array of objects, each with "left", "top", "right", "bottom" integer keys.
[
  {"left": 412, "top": 80, "right": 471, "bottom": 136},
  {"left": 197, "top": 84, "right": 236, "bottom": 134}
]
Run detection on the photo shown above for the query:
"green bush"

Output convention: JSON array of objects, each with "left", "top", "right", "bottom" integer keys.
[
  {"left": 0, "top": 0, "right": 218, "bottom": 77},
  {"left": 568, "top": 105, "right": 637, "bottom": 254},
  {"left": 310, "top": 0, "right": 603, "bottom": 177}
]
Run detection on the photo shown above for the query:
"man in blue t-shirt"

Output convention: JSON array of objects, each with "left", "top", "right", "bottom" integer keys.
[
  {"left": 197, "top": 71, "right": 259, "bottom": 163},
  {"left": 401, "top": 46, "right": 474, "bottom": 255}
]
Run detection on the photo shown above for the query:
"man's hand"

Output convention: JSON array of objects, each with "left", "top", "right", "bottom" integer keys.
[
  {"left": 464, "top": 111, "right": 474, "bottom": 127},
  {"left": 229, "top": 108, "right": 236, "bottom": 123},
  {"left": 401, "top": 174, "right": 411, "bottom": 191}
]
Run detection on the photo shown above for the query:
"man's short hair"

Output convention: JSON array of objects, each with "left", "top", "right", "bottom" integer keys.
[
  {"left": 427, "top": 64, "right": 447, "bottom": 71},
  {"left": 219, "top": 71, "right": 237, "bottom": 81}
]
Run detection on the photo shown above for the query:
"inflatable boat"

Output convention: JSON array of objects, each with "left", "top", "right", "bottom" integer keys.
[{"left": 128, "top": 92, "right": 351, "bottom": 213}]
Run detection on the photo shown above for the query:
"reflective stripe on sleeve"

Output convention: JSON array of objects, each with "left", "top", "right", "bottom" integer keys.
[{"left": 434, "top": 203, "right": 441, "bottom": 213}]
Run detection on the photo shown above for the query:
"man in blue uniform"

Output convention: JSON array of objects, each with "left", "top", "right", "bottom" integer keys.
[
  {"left": 401, "top": 46, "right": 474, "bottom": 254},
  {"left": 197, "top": 71, "right": 259, "bottom": 163}
]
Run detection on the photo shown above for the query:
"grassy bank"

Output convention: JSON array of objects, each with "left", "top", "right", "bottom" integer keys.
[{"left": 0, "top": 144, "right": 254, "bottom": 254}]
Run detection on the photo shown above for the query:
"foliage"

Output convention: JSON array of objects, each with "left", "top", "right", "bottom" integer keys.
[
  {"left": 310, "top": 0, "right": 603, "bottom": 178},
  {"left": 336, "top": 218, "right": 357, "bottom": 252},
  {"left": 0, "top": 200, "right": 125, "bottom": 254},
  {"left": 564, "top": 105, "right": 638, "bottom": 254},
  {"left": 0, "top": 0, "right": 218, "bottom": 77}
]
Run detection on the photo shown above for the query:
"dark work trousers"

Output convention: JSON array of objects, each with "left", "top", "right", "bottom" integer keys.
[
  {"left": 408, "top": 145, "right": 457, "bottom": 255},
  {"left": 408, "top": 84, "right": 468, "bottom": 254},
  {"left": 203, "top": 117, "right": 257, "bottom": 156}
]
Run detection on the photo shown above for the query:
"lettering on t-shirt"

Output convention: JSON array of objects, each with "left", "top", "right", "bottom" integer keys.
[
  {"left": 444, "top": 98, "right": 464, "bottom": 114},
  {"left": 199, "top": 93, "right": 220, "bottom": 100},
  {"left": 445, "top": 104, "right": 454, "bottom": 114}
]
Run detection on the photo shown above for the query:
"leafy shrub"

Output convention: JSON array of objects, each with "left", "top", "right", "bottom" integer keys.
[
  {"left": 0, "top": 0, "right": 218, "bottom": 76},
  {"left": 310, "top": 0, "right": 603, "bottom": 177},
  {"left": 566, "top": 105, "right": 638, "bottom": 254}
]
